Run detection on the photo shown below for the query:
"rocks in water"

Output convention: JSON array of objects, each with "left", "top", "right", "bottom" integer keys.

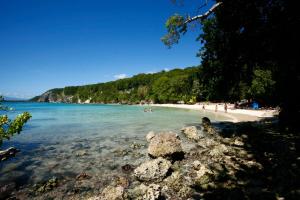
[
  {"left": 128, "top": 184, "right": 161, "bottom": 200},
  {"left": 0, "top": 183, "right": 15, "bottom": 199},
  {"left": 130, "top": 142, "right": 144, "bottom": 149},
  {"left": 181, "top": 126, "right": 202, "bottom": 141},
  {"left": 35, "top": 177, "right": 58, "bottom": 193},
  {"left": 121, "top": 164, "right": 134, "bottom": 173},
  {"left": 100, "top": 185, "right": 124, "bottom": 200},
  {"left": 113, "top": 148, "right": 131, "bottom": 157},
  {"left": 75, "top": 150, "right": 88, "bottom": 157},
  {"left": 0, "top": 147, "right": 19, "bottom": 161},
  {"left": 146, "top": 131, "right": 155, "bottom": 142},
  {"left": 148, "top": 132, "right": 184, "bottom": 160},
  {"left": 134, "top": 157, "right": 172, "bottom": 182},
  {"left": 76, "top": 172, "right": 92, "bottom": 181}
]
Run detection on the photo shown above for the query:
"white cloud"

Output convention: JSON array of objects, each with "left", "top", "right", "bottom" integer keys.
[
  {"left": 164, "top": 68, "right": 170, "bottom": 72},
  {"left": 114, "top": 74, "right": 127, "bottom": 79}
]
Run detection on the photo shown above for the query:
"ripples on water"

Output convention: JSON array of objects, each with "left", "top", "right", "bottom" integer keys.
[{"left": 0, "top": 102, "right": 230, "bottom": 196}]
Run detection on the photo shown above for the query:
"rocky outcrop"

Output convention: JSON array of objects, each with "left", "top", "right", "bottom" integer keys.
[
  {"left": 181, "top": 126, "right": 203, "bottom": 141},
  {"left": 128, "top": 184, "right": 161, "bottom": 200},
  {"left": 34, "top": 90, "right": 74, "bottom": 103},
  {"left": 202, "top": 117, "right": 215, "bottom": 134},
  {"left": 134, "top": 157, "right": 172, "bottom": 182},
  {"left": 100, "top": 185, "right": 124, "bottom": 200},
  {"left": 147, "top": 132, "right": 184, "bottom": 159}
]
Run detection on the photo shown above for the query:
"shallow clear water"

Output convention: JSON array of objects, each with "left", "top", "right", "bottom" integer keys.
[{"left": 0, "top": 102, "right": 229, "bottom": 190}]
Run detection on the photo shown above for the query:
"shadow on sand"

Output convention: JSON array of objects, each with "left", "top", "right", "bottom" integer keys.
[{"left": 200, "top": 118, "right": 300, "bottom": 200}]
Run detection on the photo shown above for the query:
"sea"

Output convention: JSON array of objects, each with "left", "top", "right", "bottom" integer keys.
[{"left": 0, "top": 102, "right": 230, "bottom": 196}]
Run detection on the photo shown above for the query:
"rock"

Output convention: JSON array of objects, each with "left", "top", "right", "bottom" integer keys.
[
  {"left": 129, "top": 184, "right": 161, "bottom": 200},
  {"left": 181, "top": 126, "right": 201, "bottom": 141},
  {"left": 146, "top": 131, "right": 155, "bottom": 142},
  {"left": 192, "top": 160, "right": 202, "bottom": 170},
  {"left": 163, "top": 171, "right": 193, "bottom": 198},
  {"left": 75, "top": 150, "right": 88, "bottom": 157},
  {"left": 233, "top": 139, "right": 244, "bottom": 146},
  {"left": 116, "top": 176, "right": 129, "bottom": 188},
  {"left": 121, "top": 164, "right": 134, "bottom": 173},
  {"left": 209, "top": 144, "right": 229, "bottom": 156},
  {"left": 0, "top": 183, "right": 15, "bottom": 199},
  {"left": 130, "top": 142, "right": 144, "bottom": 149},
  {"left": 76, "top": 172, "right": 91, "bottom": 181},
  {"left": 194, "top": 164, "right": 215, "bottom": 189},
  {"left": 148, "top": 132, "right": 184, "bottom": 159},
  {"left": 100, "top": 185, "right": 124, "bottom": 200},
  {"left": 0, "top": 147, "right": 19, "bottom": 161},
  {"left": 35, "top": 177, "right": 58, "bottom": 193},
  {"left": 134, "top": 157, "right": 172, "bottom": 181},
  {"left": 197, "top": 138, "right": 218, "bottom": 148},
  {"left": 202, "top": 117, "right": 216, "bottom": 134},
  {"left": 202, "top": 117, "right": 211, "bottom": 128}
]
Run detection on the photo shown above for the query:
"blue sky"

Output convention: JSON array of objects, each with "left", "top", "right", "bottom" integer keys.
[{"left": 0, "top": 0, "right": 205, "bottom": 98}]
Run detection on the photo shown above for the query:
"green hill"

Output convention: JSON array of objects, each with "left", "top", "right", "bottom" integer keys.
[{"left": 31, "top": 67, "right": 201, "bottom": 104}]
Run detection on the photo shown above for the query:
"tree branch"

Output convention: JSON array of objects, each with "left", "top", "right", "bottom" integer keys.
[{"left": 185, "top": 2, "right": 223, "bottom": 24}]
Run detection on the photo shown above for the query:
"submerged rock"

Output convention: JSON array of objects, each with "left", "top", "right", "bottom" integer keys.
[
  {"left": 35, "top": 177, "right": 58, "bottom": 193},
  {"left": 0, "top": 183, "right": 15, "bottom": 199},
  {"left": 181, "top": 126, "right": 202, "bottom": 141},
  {"left": 121, "top": 164, "right": 134, "bottom": 173},
  {"left": 134, "top": 157, "right": 172, "bottom": 182},
  {"left": 76, "top": 172, "right": 92, "bottom": 181},
  {"left": 148, "top": 132, "right": 184, "bottom": 159}
]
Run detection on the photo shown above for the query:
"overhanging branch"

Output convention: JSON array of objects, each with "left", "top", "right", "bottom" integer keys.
[{"left": 184, "top": 2, "right": 223, "bottom": 24}]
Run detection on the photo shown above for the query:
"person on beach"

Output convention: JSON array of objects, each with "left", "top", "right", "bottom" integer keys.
[
  {"left": 215, "top": 104, "right": 218, "bottom": 112},
  {"left": 202, "top": 105, "right": 205, "bottom": 110},
  {"left": 224, "top": 103, "right": 228, "bottom": 113}
]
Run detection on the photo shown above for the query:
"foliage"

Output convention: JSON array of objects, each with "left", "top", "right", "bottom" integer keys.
[
  {"left": 32, "top": 67, "right": 202, "bottom": 104},
  {"left": 0, "top": 96, "right": 31, "bottom": 146},
  {"left": 163, "top": 0, "right": 299, "bottom": 129},
  {"left": 250, "top": 69, "right": 275, "bottom": 100}
]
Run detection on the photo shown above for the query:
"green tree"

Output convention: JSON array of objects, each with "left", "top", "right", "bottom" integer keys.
[
  {"left": 163, "top": 0, "right": 299, "bottom": 129},
  {"left": 249, "top": 69, "right": 275, "bottom": 101},
  {"left": 0, "top": 96, "right": 31, "bottom": 161}
]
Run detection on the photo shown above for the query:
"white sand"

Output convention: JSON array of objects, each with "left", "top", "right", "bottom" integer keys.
[{"left": 150, "top": 103, "right": 278, "bottom": 123}]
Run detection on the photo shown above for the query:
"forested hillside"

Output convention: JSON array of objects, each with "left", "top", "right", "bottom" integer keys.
[{"left": 31, "top": 67, "right": 201, "bottom": 104}]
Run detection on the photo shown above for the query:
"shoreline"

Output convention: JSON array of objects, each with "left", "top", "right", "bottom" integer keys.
[{"left": 150, "top": 103, "right": 278, "bottom": 123}]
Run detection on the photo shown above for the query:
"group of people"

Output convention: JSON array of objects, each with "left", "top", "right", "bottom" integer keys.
[
  {"left": 202, "top": 103, "right": 228, "bottom": 113},
  {"left": 144, "top": 108, "right": 153, "bottom": 112}
]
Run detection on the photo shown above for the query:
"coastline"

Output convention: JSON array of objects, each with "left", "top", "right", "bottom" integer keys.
[{"left": 150, "top": 103, "right": 278, "bottom": 123}]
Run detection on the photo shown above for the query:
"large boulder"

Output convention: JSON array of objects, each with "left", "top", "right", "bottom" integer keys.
[
  {"left": 134, "top": 157, "right": 172, "bottom": 182},
  {"left": 202, "top": 117, "right": 216, "bottom": 134},
  {"left": 148, "top": 132, "right": 184, "bottom": 159},
  {"left": 181, "top": 126, "right": 202, "bottom": 141}
]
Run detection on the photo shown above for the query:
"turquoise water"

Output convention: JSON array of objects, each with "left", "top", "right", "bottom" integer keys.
[{"left": 0, "top": 102, "right": 229, "bottom": 194}]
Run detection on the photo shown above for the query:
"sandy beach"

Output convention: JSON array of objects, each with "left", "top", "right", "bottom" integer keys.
[{"left": 151, "top": 103, "right": 278, "bottom": 123}]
